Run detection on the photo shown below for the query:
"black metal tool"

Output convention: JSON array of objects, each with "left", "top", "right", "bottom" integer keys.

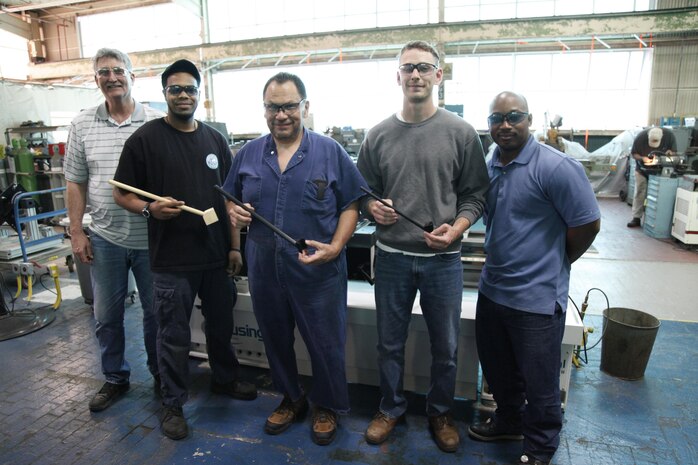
[
  {"left": 214, "top": 185, "right": 308, "bottom": 251},
  {"left": 360, "top": 186, "right": 434, "bottom": 232}
]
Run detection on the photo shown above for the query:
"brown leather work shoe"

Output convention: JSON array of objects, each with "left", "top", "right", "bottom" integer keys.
[
  {"left": 365, "top": 411, "right": 405, "bottom": 444},
  {"left": 264, "top": 395, "right": 308, "bottom": 435},
  {"left": 429, "top": 413, "right": 460, "bottom": 453},
  {"left": 311, "top": 407, "right": 338, "bottom": 445}
]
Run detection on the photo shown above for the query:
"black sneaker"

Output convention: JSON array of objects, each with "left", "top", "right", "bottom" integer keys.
[
  {"left": 88, "top": 382, "right": 129, "bottom": 412},
  {"left": 161, "top": 405, "right": 188, "bottom": 440},
  {"left": 518, "top": 453, "right": 550, "bottom": 465},
  {"left": 468, "top": 418, "right": 523, "bottom": 442},
  {"left": 627, "top": 217, "right": 641, "bottom": 228},
  {"left": 211, "top": 380, "right": 258, "bottom": 400}
]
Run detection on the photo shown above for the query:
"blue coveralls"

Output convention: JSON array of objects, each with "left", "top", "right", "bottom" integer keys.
[{"left": 223, "top": 130, "right": 366, "bottom": 412}]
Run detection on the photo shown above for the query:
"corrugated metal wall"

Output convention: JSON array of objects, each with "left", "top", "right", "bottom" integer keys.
[
  {"left": 649, "top": 41, "right": 698, "bottom": 125},
  {"left": 648, "top": 0, "right": 698, "bottom": 125}
]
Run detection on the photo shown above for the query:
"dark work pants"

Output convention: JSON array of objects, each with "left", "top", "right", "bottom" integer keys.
[
  {"left": 475, "top": 292, "right": 565, "bottom": 463},
  {"left": 246, "top": 240, "right": 350, "bottom": 413},
  {"left": 153, "top": 268, "right": 240, "bottom": 408}
]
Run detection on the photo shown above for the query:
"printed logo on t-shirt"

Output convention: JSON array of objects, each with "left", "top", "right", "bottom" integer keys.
[{"left": 206, "top": 154, "right": 219, "bottom": 169}]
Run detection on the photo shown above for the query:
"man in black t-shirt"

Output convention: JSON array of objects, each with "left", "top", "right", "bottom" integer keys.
[{"left": 112, "top": 59, "right": 257, "bottom": 440}]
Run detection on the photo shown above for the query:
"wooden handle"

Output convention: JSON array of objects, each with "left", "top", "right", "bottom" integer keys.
[{"left": 109, "top": 179, "right": 205, "bottom": 216}]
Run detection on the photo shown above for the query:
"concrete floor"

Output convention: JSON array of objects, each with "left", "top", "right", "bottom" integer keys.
[{"left": 0, "top": 197, "right": 696, "bottom": 465}]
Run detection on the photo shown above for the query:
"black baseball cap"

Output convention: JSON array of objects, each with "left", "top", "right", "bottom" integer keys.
[{"left": 161, "top": 59, "right": 201, "bottom": 88}]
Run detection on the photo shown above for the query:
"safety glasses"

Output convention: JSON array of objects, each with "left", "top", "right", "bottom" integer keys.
[
  {"left": 96, "top": 67, "right": 129, "bottom": 77},
  {"left": 398, "top": 62, "right": 438, "bottom": 75},
  {"left": 487, "top": 111, "right": 529, "bottom": 126},
  {"left": 164, "top": 85, "right": 200, "bottom": 96}
]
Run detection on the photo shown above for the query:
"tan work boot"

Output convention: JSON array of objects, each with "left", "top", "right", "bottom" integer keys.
[
  {"left": 311, "top": 407, "right": 338, "bottom": 445},
  {"left": 264, "top": 395, "right": 308, "bottom": 435},
  {"left": 365, "top": 411, "right": 404, "bottom": 444},
  {"left": 429, "top": 413, "right": 460, "bottom": 452}
]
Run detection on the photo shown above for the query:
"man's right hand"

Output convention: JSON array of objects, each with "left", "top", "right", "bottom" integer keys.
[
  {"left": 368, "top": 198, "right": 398, "bottom": 226},
  {"left": 70, "top": 230, "right": 93, "bottom": 263},
  {"left": 228, "top": 203, "right": 253, "bottom": 228}
]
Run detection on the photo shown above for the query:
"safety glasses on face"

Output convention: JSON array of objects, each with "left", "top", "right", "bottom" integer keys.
[
  {"left": 164, "top": 85, "right": 200, "bottom": 96},
  {"left": 487, "top": 111, "right": 530, "bottom": 127},
  {"left": 398, "top": 63, "right": 438, "bottom": 76},
  {"left": 263, "top": 99, "right": 305, "bottom": 115},
  {"left": 96, "top": 67, "right": 129, "bottom": 77}
]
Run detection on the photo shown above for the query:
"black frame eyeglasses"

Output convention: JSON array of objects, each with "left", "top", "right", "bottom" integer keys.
[
  {"left": 263, "top": 99, "right": 305, "bottom": 115},
  {"left": 96, "top": 67, "right": 128, "bottom": 77},
  {"left": 164, "top": 85, "right": 200, "bottom": 96},
  {"left": 398, "top": 62, "right": 438, "bottom": 75},
  {"left": 487, "top": 111, "right": 530, "bottom": 126}
]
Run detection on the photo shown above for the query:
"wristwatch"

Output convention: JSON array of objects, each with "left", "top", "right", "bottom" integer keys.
[{"left": 141, "top": 202, "right": 151, "bottom": 218}]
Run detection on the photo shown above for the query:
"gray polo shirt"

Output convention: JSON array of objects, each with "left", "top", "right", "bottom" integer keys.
[{"left": 64, "top": 101, "right": 164, "bottom": 249}]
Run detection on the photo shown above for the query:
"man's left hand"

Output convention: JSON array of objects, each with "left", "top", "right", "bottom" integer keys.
[
  {"left": 298, "top": 239, "right": 340, "bottom": 265},
  {"left": 227, "top": 249, "right": 243, "bottom": 276},
  {"left": 424, "top": 223, "right": 457, "bottom": 250}
]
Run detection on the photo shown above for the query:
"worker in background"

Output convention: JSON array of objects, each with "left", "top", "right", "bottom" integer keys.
[
  {"left": 223, "top": 72, "right": 366, "bottom": 446},
  {"left": 627, "top": 126, "right": 677, "bottom": 228},
  {"left": 64, "top": 48, "right": 163, "bottom": 413},
  {"left": 357, "top": 40, "right": 489, "bottom": 453},
  {"left": 112, "top": 59, "right": 257, "bottom": 440},
  {"left": 468, "top": 91, "right": 600, "bottom": 465}
]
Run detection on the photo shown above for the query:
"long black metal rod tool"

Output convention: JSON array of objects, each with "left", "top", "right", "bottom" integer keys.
[
  {"left": 360, "top": 186, "right": 434, "bottom": 232},
  {"left": 214, "top": 185, "right": 308, "bottom": 251}
]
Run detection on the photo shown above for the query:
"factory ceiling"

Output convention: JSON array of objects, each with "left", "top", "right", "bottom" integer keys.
[{"left": 1, "top": 1, "right": 698, "bottom": 86}]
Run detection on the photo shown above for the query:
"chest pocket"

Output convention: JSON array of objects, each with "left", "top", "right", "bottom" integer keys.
[
  {"left": 241, "top": 175, "right": 262, "bottom": 207},
  {"left": 300, "top": 179, "right": 334, "bottom": 214}
]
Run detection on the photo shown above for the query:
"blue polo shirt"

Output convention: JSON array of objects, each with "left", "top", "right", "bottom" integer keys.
[
  {"left": 479, "top": 136, "right": 600, "bottom": 315},
  {"left": 223, "top": 129, "right": 366, "bottom": 251}
]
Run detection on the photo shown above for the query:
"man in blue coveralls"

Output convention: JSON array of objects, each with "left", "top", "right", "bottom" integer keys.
[
  {"left": 223, "top": 72, "right": 366, "bottom": 445},
  {"left": 468, "top": 91, "right": 600, "bottom": 465}
]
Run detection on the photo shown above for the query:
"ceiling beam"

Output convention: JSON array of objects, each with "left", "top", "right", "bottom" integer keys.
[
  {"left": 0, "top": 11, "right": 31, "bottom": 38},
  {"left": 26, "top": 7, "right": 698, "bottom": 81}
]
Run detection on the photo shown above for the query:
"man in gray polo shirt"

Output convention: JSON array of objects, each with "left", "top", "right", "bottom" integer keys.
[{"left": 64, "top": 48, "right": 163, "bottom": 412}]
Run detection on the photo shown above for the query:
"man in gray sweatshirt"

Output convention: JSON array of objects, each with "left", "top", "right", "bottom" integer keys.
[{"left": 357, "top": 40, "right": 489, "bottom": 453}]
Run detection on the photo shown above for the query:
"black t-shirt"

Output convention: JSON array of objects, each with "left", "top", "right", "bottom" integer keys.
[{"left": 115, "top": 118, "right": 232, "bottom": 272}]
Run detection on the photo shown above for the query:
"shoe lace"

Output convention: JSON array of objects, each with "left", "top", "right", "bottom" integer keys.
[
  {"left": 164, "top": 406, "right": 183, "bottom": 420},
  {"left": 314, "top": 408, "right": 336, "bottom": 426},
  {"left": 432, "top": 414, "right": 454, "bottom": 428}
]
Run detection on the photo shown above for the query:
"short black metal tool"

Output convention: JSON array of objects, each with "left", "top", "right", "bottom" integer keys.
[
  {"left": 214, "top": 185, "right": 308, "bottom": 251},
  {"left": 360, "top": 186, "right": 434, "bottom": 232}
]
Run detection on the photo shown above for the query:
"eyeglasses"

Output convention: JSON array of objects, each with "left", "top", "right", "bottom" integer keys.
[
  {"left": 164, "top": 85, "right": 200, "bottom": 96},
  {"left": 398, "top": 63, "right": 438, "bottom": 75},
  {"left": 487, "top": 111, "right": 530, "bottom": 126},
  {"left": 263, "top": 99, "right": 305, "bottom": 115},
  {"left": 96, "top": 67, "right": 129, "bottom": 77}
]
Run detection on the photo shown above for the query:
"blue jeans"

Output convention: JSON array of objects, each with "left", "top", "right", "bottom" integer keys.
[
  {"left": 374, "top": 248, "right": 463, "bottom": 417},
  {"left": 475, "top": 292, "right": 565, "bottom": 463},
  {"left": 90, "top": 232, "right": 157, "bottom": 384},
  {"left": 153, "top": 268, "right": 239, "bottom": 408}
]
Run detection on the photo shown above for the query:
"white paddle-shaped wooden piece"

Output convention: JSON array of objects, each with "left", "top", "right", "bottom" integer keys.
[{"left": 109, "top": 179, "right": 219, "bottom": 225}]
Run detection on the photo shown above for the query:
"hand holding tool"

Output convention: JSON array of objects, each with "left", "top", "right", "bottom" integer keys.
[
  {"left": 214, "top": 185, "right": 308, "bottom": 251},
  {"left": 360, "top": 186, "right": 434, "bottom": 232},
  {"left": 109, "top": 179, "right": 219, "bottom": 225}
]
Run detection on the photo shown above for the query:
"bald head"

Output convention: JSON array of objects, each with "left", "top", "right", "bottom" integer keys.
[
  {"left": 489, "top": 91, "right": 529, "bottom": 113},
  {"left": 488, "top": 91, "right": 532, "bottom": 161}
]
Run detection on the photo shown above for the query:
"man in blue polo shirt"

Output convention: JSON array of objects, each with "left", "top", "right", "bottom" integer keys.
[{"left": 468, "top": 91, "right": 600, "bottom": 465}]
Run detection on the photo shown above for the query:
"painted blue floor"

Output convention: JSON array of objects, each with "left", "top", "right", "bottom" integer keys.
[{"left": 1, "top": 294, "right": 697, "bottom": 465}]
